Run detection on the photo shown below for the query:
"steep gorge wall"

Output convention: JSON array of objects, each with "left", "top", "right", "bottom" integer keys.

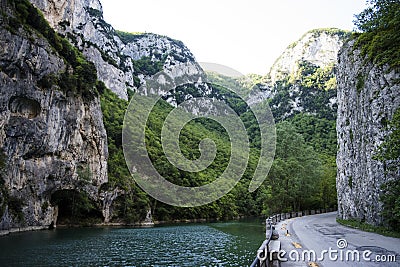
[
  {"left": 0, "top": 3, "right": 108, "bottom": 232},
  {"left": 336, "top": 40, "right": 400, "bottom": 225},
  {"left": 0, "top": 0, "right": 208, "bottom": 231}
]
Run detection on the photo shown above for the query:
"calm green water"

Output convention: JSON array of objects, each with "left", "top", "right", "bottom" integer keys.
[{"left": 0, "top": 220, "right": 265, "bottom": 266}]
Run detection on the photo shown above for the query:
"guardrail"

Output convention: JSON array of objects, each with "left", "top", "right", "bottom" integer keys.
[
  {"left": 250, "top": 208, "right": 336, "bottom": 267},
  {"left": 250, "top": 218, "right": 274, "bottom": 267}
]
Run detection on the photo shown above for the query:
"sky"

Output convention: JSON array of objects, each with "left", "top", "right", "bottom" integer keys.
[{"left": 101, "top": 0, "right": 368, "bottom": 75}]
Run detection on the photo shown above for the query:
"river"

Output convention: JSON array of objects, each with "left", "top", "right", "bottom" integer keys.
[{"left": 0, "top": 219, "right": 265, "bottom": 266}]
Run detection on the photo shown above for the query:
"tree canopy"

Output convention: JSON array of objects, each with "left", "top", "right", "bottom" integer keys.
[{"left": 354, "top": 0, "right": 400, "bottom": 68}]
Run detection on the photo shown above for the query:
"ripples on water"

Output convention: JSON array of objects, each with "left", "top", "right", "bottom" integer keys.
[{"left": 0, "top": 220, "right": 265, "bottom": 266}]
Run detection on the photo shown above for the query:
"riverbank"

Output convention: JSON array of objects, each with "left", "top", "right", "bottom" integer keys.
[
  {"left": 0, "top": 225, "right": 49, "bottom": 236},
  {"left": 0, "top": 222, "right": 154, "bottom": 237},
  {"left": 0, "top": 216, "right": 249, "bottom": 237}
]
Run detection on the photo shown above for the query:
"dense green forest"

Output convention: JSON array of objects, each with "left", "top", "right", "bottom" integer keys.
[{"left": 100, "top": 75, "right": 338, "bottom": 222}]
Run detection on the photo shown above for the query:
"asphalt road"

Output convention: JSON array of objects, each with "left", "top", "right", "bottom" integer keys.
[{"left": 274, "top": 212, "right": 400, "bottom": 267}]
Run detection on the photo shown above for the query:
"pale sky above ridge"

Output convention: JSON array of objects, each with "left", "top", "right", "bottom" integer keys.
[{"left": 101, "top": 0, "right": 368, "bottom": 75}]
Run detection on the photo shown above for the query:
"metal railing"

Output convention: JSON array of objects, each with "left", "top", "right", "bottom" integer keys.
[
  {"left": 250, "top": 218, "right": 274, "bottom": 267},
  {"left": 250, "top": 208, "right": 337, "bottom": 267}
]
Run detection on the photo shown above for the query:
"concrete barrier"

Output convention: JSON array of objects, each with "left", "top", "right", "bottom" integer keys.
[{"left": 297, "top": 211, "right": 303, "bottom": 217}]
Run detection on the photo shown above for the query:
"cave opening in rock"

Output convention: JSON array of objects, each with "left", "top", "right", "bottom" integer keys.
[
  {"left": 8, "top": 96, "right": 41, "bottom": 119},
  {"left": 50, "top": 189, "right": 103, "bottom": 225}
]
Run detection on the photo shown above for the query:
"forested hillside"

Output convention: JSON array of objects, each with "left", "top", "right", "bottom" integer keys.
[
  {"left": 100, "top": 59, "right": 339, "bottom": 222},
  {"left": 202, "top": 29, "right": 344, "bottom": 217}
]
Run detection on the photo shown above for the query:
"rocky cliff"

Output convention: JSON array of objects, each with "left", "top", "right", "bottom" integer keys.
[
  {"left": 30, "top": 0, "right": 204, "bottom": 100},
  {"left": 0, "top": 0, "right": 209, "bottom": 231},
  {"left": 248, "top": 28, "right": 348, "bottom": 121},
  {"left": 268, "top": 28, "right": 347, "bottom": 84},
  {"left": 336, "top": 40, "right": 400, "bottom": 225},
  {"left": 0, "top": 0, "right": 108, "bottom": 232}
]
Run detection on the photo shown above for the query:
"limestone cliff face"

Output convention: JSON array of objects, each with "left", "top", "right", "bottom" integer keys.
[
  {"left": 247, "top": 29, "right": 347, "bottom": 121},
  {"left": 30, "top": 0, "right": 204, "bottom": 100},
  {"left": 336, "top": 40, "right": 400, "bottom": 225},
  {"left": 0, "top": 6, "right": 108, "bottom": 231},
  {"left": 268, "top": 28, "right": 347, "bottom": 84}
]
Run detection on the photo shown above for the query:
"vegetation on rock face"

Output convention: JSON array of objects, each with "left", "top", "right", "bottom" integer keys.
[
  {"left": 376, "top": 108, "right": 400, "bottom": 231},
  {"left": 116, "top": 30, "right": 192, "bottom": 68},
  {"left": 116, "top": 30, "right": 147, "bottom": 44},
  {"left": 98, "top": 83, "right": 150, "bottom": 223},
  {"left": 380, "top": 179, "right": 400, "bottom": 231},
  {"left": 354, "top": 0, "right": 400, "bottom": 68},
  {"left": 116, "top": 30, "right": 187, "bottom": 51},
  {"left": 308, "top": 28, "right": 350, "bottom": 38},
  {"left": 268, "top": 28, "right": 348, "bottom": 83},
  {"left": 205, "top": 71, "right": 256, "bottom": 98},
  {"left": 10, "top": 0, "right": 98, "bottom": 97},
  {"left": 375, "top": 108, "right": 400, "bottom": 162},
  {"left": 132, "top": 56, "right": 165, "bottom": 76},
  {"left": 267, "top": 61, "right": 338, "bottom": 122}
]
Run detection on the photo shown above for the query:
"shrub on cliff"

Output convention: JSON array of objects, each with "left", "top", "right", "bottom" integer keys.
[
  {"left": 12, "top": 0, "right": 98, "bottom": 96},
  {"left": 354, "top": 0, "right": 400, "bottom": 68},
  {"left": 380, "top": 179, "right": 400, "bottom": 231}
]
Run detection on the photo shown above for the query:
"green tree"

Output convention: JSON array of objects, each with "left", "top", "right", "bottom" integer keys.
[
  {"left": 354, "top": 0, "right": 400, "bottom": 32},
  {"left": 99, "top": 84, "right": 151, "bottom": 222},
  {"left": 265, "top": 122, "right": 322, "bottom": 213},
  {"left": 375, "top": 108, "right": 400, "bottom": 162},
  {"left": 380, "top": 180, "right": 400, "bottom": 230},
  {"left": 354, "top": 0, "right": 400, "bottom": 68},
  {"left": 375, "top": 108, "right": 400, "bottom": 230}
]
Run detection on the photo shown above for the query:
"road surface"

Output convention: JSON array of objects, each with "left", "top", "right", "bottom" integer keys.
[{"left": 274, "top": 212, "right": 400, "bottom": 267}]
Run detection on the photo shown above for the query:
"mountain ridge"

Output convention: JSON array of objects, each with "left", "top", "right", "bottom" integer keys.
[{"left": 30, "top": 0, "right": 205, "bottom": 99}]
